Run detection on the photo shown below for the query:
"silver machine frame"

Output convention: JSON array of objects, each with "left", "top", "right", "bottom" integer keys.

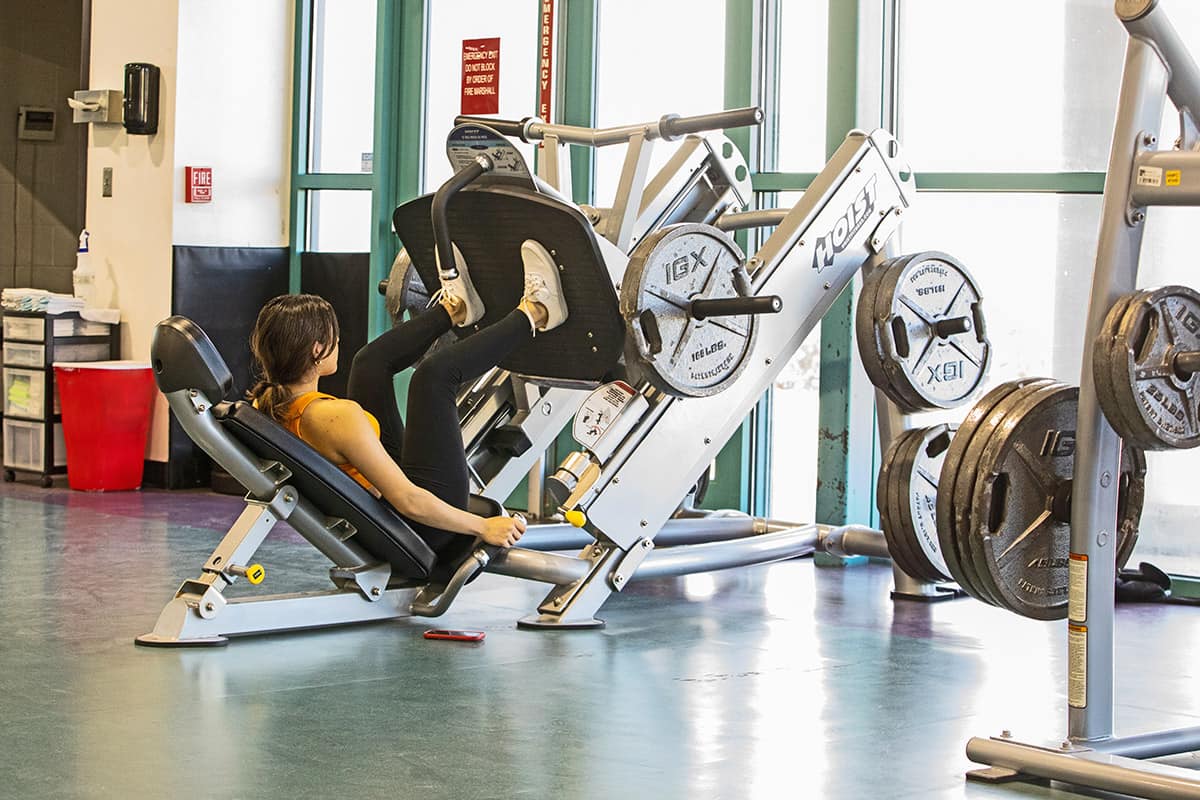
[
  {"left": 963, "top": 2, "right": 1200, "bottom": 796},
  {"left": 459, "top": 112, "right": 761, "bottom": 509},
  {"left": 517, "top": 125, "right": 918, "bottom": 627},
  {"left": 141, "top": 106, "right": 926, "bottom": 645}
]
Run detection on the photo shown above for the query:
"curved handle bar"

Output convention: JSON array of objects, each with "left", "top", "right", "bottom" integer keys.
[
  {"left": 452, "top": 106, "right": 762, "bottom": 147},
  {"left": 431, "top": 155, "right": 493, "bottom": 279}
]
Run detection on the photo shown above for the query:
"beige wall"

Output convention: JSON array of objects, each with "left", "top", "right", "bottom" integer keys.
[
  {"left": 0, "top": 0, "right": 86, "bottom": 293},
  {"left": 86, "top": 0, "right": 180, "bottom": 461},
  {"left": 174, "top": 0, "right": 293, "bottom": 248},
  {"left": 84, "top": 0, "right": 293, "bottom": 464}
]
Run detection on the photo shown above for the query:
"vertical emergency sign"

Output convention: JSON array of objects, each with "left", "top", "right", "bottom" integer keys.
[
  {"left": 538, "top": 0, "right": 555, "bottom": 122},
  {"left": 461, "top": 38, "right": 501, "bottom": 115}
]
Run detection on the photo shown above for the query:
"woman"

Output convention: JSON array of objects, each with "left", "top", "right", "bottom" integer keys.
[{"left": 248, "top": 240, "right": 568, "bottom": 573}]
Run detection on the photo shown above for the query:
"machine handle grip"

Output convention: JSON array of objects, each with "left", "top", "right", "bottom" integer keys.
[
  {"left": 690, "top": 295, "right": 782, "bottom": 320},
  {"left": 452, "top": 115, "right": 532, "bottom": 139},
  {"left": 659, "top": 107, "right": 763, "bottom": 139},
  {"left": 432, "top": 156, "right": 494, "bottom": 278}
]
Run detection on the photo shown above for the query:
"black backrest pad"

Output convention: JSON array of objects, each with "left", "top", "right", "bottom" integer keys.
[
  {"left": 215, "top": 401, "right": 437, "bottom": 579},
  {"left": 392, "top": 187, "right": 624, "bottom": 382},
  {"left": 152, "top": 316, "right": 235, "bottom": 400}
]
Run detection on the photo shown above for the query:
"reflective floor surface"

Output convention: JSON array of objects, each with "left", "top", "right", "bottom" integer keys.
[{"left": 1, "top": 480, "right": 1197, "bottom": 799}]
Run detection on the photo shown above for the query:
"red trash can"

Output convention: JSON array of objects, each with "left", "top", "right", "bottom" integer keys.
[{"left": 54, "top": 361, "right": 156, "bottom": 491}]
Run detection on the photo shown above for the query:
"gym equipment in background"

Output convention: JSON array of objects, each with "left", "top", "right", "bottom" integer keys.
[
  {"left": 380, "top": 109, "right": 760, "bottom": 512},
  {"left": 141, "top": 106, "right": 927, "bottom": 644},
  {"left": 964, "top": 3, "right": 1200, "bottom": 797}
]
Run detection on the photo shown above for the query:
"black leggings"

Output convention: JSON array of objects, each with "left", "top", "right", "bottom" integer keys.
[{"left": 346, "top": 306, "right": 532, "bottom": 564}]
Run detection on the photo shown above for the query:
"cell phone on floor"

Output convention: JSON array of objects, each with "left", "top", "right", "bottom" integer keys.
[{"left": 423, "top": 629, "right": 486, "bottom": 642}]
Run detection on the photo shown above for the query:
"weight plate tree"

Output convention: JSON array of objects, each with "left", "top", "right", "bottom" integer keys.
[
  {"left": 1094, "top": 285, "right": 1200, "bottom": 449},
  {"left": 936, "top": 380, "right": 1145, "bottom": 619},
  {"left": 620, "top": 223, "right": 758, "bottom": 397},
  {"left": 857, "top": 251, "right": 991, "bottom": 413}
]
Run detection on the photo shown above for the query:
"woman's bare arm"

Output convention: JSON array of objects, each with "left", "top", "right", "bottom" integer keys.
[{"left": 297, "top": 398, "right": 524, "bottom": 546}]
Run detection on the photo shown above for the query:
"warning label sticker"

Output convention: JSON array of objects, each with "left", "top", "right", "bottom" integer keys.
[
  {"left": 1167, "top": 169, "right": 1183, "bottom": 187},
  {"left": 1137, "top": 165, "right": 1164, "bottom": 187},
  {"left": 1068, "top": 553, "right": 1087, "bottom": 622},
  {"left": 1068, "top": 624, "right": 1087, "bottom": 709}
]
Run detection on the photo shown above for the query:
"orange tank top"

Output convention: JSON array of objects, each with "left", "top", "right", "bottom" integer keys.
[{"left": 280, "top": 391, "right": 381, "bottom": 493}]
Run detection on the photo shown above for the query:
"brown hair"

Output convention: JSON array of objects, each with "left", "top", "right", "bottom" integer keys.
[{"left": 247, "top": 294, "right": 340, "bottom": 423}]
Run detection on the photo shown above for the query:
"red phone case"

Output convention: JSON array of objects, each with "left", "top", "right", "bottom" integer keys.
[{"left": 423, "top": 629, "right": 486, "bottom": 642}]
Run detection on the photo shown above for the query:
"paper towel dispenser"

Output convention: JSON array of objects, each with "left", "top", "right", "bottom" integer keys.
[{"left": 68, "top": 90, "right": 123, "bottom": 124}]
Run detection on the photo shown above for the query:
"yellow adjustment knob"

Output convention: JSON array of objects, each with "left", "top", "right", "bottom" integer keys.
[
  {"left": 244, "top": 564, "right": 266, "bottom": 585},
  {"left": 564, "top": 510, "right": 587, "bottom": 528}
]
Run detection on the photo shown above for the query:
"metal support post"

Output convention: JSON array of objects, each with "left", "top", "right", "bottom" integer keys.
[{"left": 1068, "top": 32, "right": 1166, "bottom": 743}]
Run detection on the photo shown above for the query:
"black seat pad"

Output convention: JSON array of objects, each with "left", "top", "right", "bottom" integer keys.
[
  {"left": 215, "top": 401, "right": 438, "bottom": 579},
  {"left": 392, "top": 186, "right": 624, "bottom": 382}
]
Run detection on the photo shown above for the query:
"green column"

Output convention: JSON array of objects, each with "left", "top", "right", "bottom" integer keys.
[{"left": 815, "top": 0, "right": 873, "bottom": 562}]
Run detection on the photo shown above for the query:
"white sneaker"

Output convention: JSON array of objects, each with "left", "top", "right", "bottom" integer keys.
[
  {"left": 430, "top": 242, "right": 485, "bottom": 326},
  {"left": 520, "top": 239, "right": 568, "bottom": 333}
]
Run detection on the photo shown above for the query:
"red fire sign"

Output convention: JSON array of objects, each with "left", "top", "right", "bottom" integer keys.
[
  {"left": 185, "top": 166, "right": 212, "bottom": 204},
  {"left": 538, "top": 1, "right": 555, "bottom": 121},
  {"left": 461, "top": 37, "right": 500, "bottom": 115}
]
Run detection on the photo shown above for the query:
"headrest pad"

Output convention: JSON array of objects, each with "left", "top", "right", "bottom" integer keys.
[{"left": 151, "top": 316, "right": 235, "bottom": 400}]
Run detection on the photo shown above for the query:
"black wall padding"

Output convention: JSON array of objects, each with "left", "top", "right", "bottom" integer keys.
[
  {"left": 392, "top": 188, "right": 625, "bottom": 382},
  {"left": 168, "top": 245, "right": 289, "bottom": 488},
  {"left": 300, "top": 251, "right": 370, "bottom": 400}
]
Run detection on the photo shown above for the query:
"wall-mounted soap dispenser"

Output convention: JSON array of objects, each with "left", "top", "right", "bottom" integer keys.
[{"left": 123, "top": 63, "right": 160, "bottom": 135}]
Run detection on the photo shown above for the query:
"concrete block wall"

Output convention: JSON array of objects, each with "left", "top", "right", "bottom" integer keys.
[{"left": 0, "top": 0, "right": 86, "bottom": 294}]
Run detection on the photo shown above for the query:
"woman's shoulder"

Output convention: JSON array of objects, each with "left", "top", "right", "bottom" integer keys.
[{"left": 300, "top": 395, "right": 369, "bottom": 427}]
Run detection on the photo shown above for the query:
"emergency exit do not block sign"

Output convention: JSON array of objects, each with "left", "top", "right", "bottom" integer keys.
[{"left": 461, "top": 37, "right": 500, "bottom": 115}]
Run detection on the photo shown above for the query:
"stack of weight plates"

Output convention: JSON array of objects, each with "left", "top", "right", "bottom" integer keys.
[
  {"left": 877, "top": 424, "right": 955, "bottom": 583},
  {"left": 1093, "top": 285, "right": 1200, "bottom": 450},
  {"left": 857, "top": 251, "right": 991, "bottom": 413},
  {"left": 934, "top": 379, "right": 1145, "bottom": 619}
]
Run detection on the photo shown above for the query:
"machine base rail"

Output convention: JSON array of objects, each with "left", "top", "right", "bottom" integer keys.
[
  {"left": 135, "top": 588, "right": 420, "bottom": 647},
  {"left": 966, "top": 734, "right": 1200, "bottom": 800}
]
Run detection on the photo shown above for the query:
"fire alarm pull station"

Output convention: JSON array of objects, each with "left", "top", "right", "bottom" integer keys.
[{"left": 185, "top": 167, "right": 212, "bottom": 203}]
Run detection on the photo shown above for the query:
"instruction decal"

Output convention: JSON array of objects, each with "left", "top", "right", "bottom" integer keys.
[
  {"left": 1068, "top": 553, "right": 1087, "bottom": 622},
  {"left": 574, "top": 381, "right": 636, "bottom": 449},
  {"left": 461, "top": 37, "right": 500, "bottom": 115},
  {"left": 1068, "top": 624, "right": 1087, "bottom": 708},
  {"left": 1167, "top": 169, "right": 1182, "bottom": 187}
]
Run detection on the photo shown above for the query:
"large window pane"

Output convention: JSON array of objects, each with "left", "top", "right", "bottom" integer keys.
[
  {"left": 899, "top": 0, "right": 1125, "bottom": 172},
  {"left": 776, "top": 2, "right": 829, "bottom": 171},
  {"left": 308, "top": 0, "right": 377, "bottom": 173},
  {"left": 308, "top": 190, "right": 372, "bottom": 252},
  {"left": 768, "top": 193, "right": 820, "bottom": 523},
  {"left": 594, "top": 0, "right": 727, "bottom": 204},
  {"left": 424, "top": 0, "right": 540, "bottom": 192}
]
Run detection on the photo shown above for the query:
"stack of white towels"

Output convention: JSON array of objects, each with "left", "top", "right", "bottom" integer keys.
[{"left": 1, "top": 288, "right": 86, "bottom": 314}]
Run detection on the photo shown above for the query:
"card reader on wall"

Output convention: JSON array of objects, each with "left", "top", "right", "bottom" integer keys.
[{"left": 123, "top": 63, "right": 160, "bottom": 135}]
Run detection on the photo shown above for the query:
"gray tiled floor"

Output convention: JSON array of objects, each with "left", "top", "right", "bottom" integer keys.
[{"left": 0, "top": 480, "right": 1196, "bottom": 799}]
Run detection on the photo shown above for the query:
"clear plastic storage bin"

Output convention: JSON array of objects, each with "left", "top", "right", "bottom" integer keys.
[
  {"left": 3, "top": 367, "right": 53, "bottom": 418},
  {"left": 52, "top": 318, "right": 111, "bottom": 338},
  {"left": 53, "top": 342, "right": 111, "bottom": 362},
  {"left": 3, "top": 419, "right": 66, "bottom": 471},
  {"left": 2, "top": 342, "right": 45, "bottom": 367},
  {"left": 2, "top": 316, "right": 44, "bottom": 342}
]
